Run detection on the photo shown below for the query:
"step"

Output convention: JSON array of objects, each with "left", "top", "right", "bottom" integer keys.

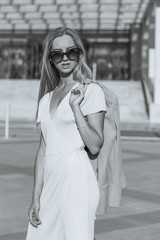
[
  {"left": 0, "top": 79, "right": 148, "bottom": 123},
  {"left": 98, "top": 80, "right": 148, "bottom": 123}
]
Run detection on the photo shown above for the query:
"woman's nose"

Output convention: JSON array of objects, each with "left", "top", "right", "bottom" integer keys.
[{"left": 62, "top": 53, "right": 69, "bottom": 61}]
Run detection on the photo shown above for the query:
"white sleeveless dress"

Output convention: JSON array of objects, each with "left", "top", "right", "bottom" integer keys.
[{"left": 26, "top": 82, "right": 106, "bottom": 240}]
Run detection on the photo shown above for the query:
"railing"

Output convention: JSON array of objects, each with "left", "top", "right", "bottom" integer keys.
[{"left": 5, "top": 103, "right": 10, "bottom": 139}]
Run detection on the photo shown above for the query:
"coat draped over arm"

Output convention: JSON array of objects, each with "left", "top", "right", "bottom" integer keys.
[{"left": 89, "top": 81, "right": 127, "bottom": 216}]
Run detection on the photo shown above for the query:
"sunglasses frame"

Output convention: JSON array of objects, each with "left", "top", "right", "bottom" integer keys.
[{"left": 49, "top": 47, "right": 81, "bottom": 64}]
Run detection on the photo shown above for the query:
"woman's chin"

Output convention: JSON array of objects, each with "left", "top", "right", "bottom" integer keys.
[{"left": 59, "top": 68, "right": 74, "bottom": 76}]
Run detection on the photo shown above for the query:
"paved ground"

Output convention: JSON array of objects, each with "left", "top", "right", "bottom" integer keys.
[{"left": 0, "top": 129, "right": 160, "bottom": 240}]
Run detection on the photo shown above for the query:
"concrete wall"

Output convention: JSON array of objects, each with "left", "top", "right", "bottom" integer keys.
[
  {"left": 0, "top": 80, "right": 40, "bottom": 121},
  {"left": 140, "top": 1, "right": 155, "bottom": 99},
  {"left": 130, "top": 2, "right": 155, "bottom": 96},
  {"left": 130, "top": 26, "right": 142, "bottom": 80},
  {"left": 0, "top": 79, "right": 148, "bottom": 123}
]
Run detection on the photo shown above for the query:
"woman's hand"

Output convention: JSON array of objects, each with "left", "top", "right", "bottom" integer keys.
[
  {"left": 28, "top": 200, "right": 42, "bottom": 228},
  {"left": 69, "top": 83, "right": 87, "bottom": 110}
]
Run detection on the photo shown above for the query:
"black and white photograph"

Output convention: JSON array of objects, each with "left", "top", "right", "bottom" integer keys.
[{"left": 0, "top": 0, "right": 160, "bottom": 240}]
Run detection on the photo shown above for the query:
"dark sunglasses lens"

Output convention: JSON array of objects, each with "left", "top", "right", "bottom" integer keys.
[
  {"left": 50, "top": 52, "right": 63, "bottom": 63},
  {"left": 67, "top": 49, "right": 80, "bottom": 60}
]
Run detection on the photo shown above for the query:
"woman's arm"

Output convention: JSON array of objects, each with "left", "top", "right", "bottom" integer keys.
[
  {"left": 73, "top": 106, "right": 105, "bottom": 155},
  {"left": 28, "top": 132, "right": 46, "bottom": 228},
  {"left": 32, "top": 132, "right": 46, "bottom": 201},
  {"left": 69, "top": 83, "right": 106, "bottom": 155}
]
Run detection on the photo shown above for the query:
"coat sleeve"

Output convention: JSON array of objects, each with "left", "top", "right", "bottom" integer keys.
[
  {"left": 94, "top": 87, "right": 127, "bottom": 215},
  {"left": 107, "top": 97, "right": 127, "bottom": 207},
  {"left": 80, "top": 83, "right": 107, "bottom": 116}
]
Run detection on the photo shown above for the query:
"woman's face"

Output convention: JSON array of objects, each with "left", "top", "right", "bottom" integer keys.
[{"left": 50, "top": 34, "right": 79, "bottom": 75}]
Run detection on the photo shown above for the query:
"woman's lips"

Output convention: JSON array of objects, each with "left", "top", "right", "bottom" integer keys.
[{"left": 61, "top": 63, "right": 70, "bottom": 69}]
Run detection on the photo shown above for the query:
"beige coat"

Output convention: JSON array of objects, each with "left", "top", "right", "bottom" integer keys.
[{"left": 89, "top": 81, "right": 127, "bottom": 216}]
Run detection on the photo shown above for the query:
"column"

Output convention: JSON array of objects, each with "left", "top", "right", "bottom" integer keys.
[
  {"left": 155, "top": 7, "right": 160, "bottom": 104},
  {"left": 150, "top": 6, "right": 160, "bottom": 123}
]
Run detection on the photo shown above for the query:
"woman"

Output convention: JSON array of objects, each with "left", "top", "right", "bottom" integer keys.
[{"left": 26, "top": 27, "right": 107, "bottom": 240}]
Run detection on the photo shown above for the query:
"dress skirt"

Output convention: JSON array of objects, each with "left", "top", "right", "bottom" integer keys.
[{"left": 26, "top": 125, "right": 100, "bottom": 240}]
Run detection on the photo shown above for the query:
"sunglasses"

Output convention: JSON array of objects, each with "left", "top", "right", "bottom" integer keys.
[{"left": 49, "top": 47, "right": 81, "bottom": 64}]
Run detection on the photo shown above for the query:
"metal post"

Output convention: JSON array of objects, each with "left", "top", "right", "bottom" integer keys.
[
  {"left": 155, "top": 7, "right": 160, "bottom": 104},
  {"left": 92, "top": 62, "right": 97, "bottom": 81},
  {"left": 5, "top": 103, "right": 10, "bottom": 139},
  {"left": 150, "top": 6, "right": 160, "bottom": 123}
]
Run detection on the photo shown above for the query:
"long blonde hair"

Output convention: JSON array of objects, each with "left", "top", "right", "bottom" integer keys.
[{"left": 36, "top": 27, "right": 93, "bottom": 122}]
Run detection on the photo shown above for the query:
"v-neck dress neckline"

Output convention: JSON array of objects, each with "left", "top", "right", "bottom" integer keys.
[{"left": 49, "top": 82, "right": 79, "bottom": 120}]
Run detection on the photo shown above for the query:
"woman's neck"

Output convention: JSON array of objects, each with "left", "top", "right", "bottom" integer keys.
[{"left": 59, "top": 73, "right": 76, "bottom": 88}]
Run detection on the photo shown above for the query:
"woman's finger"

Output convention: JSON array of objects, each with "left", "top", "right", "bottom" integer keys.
[
  {"left": 36, "top": 219, "right": 42, "bottom": 225},
  {"left": 34, "top": 209, "right": 42, "bottom": 225},
  {"left": 32, "top": 213, "right": 42, "bottom": 225},
  {"left": 74, "top": 89, "right": 81, "bottom": 95},
  {"left": 30, "top": 218, "right": 38, "bottom": 228},
  {"left": 71, "top": 88, "right": 82, "bottom": 95},
  {"left": 29, "top": 210, "right": 38, "bottom": 228}
]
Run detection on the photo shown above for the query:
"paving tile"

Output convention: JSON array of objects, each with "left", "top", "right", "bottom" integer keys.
[
  {"left": 123, "top": 188, "right": 160, "bottom": 205},
  {"left": 95, "top": 223, "right": 160, "bottom": 240},
  {"left": 0, "top": 231, "right": 27, "bottom": 240}
]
